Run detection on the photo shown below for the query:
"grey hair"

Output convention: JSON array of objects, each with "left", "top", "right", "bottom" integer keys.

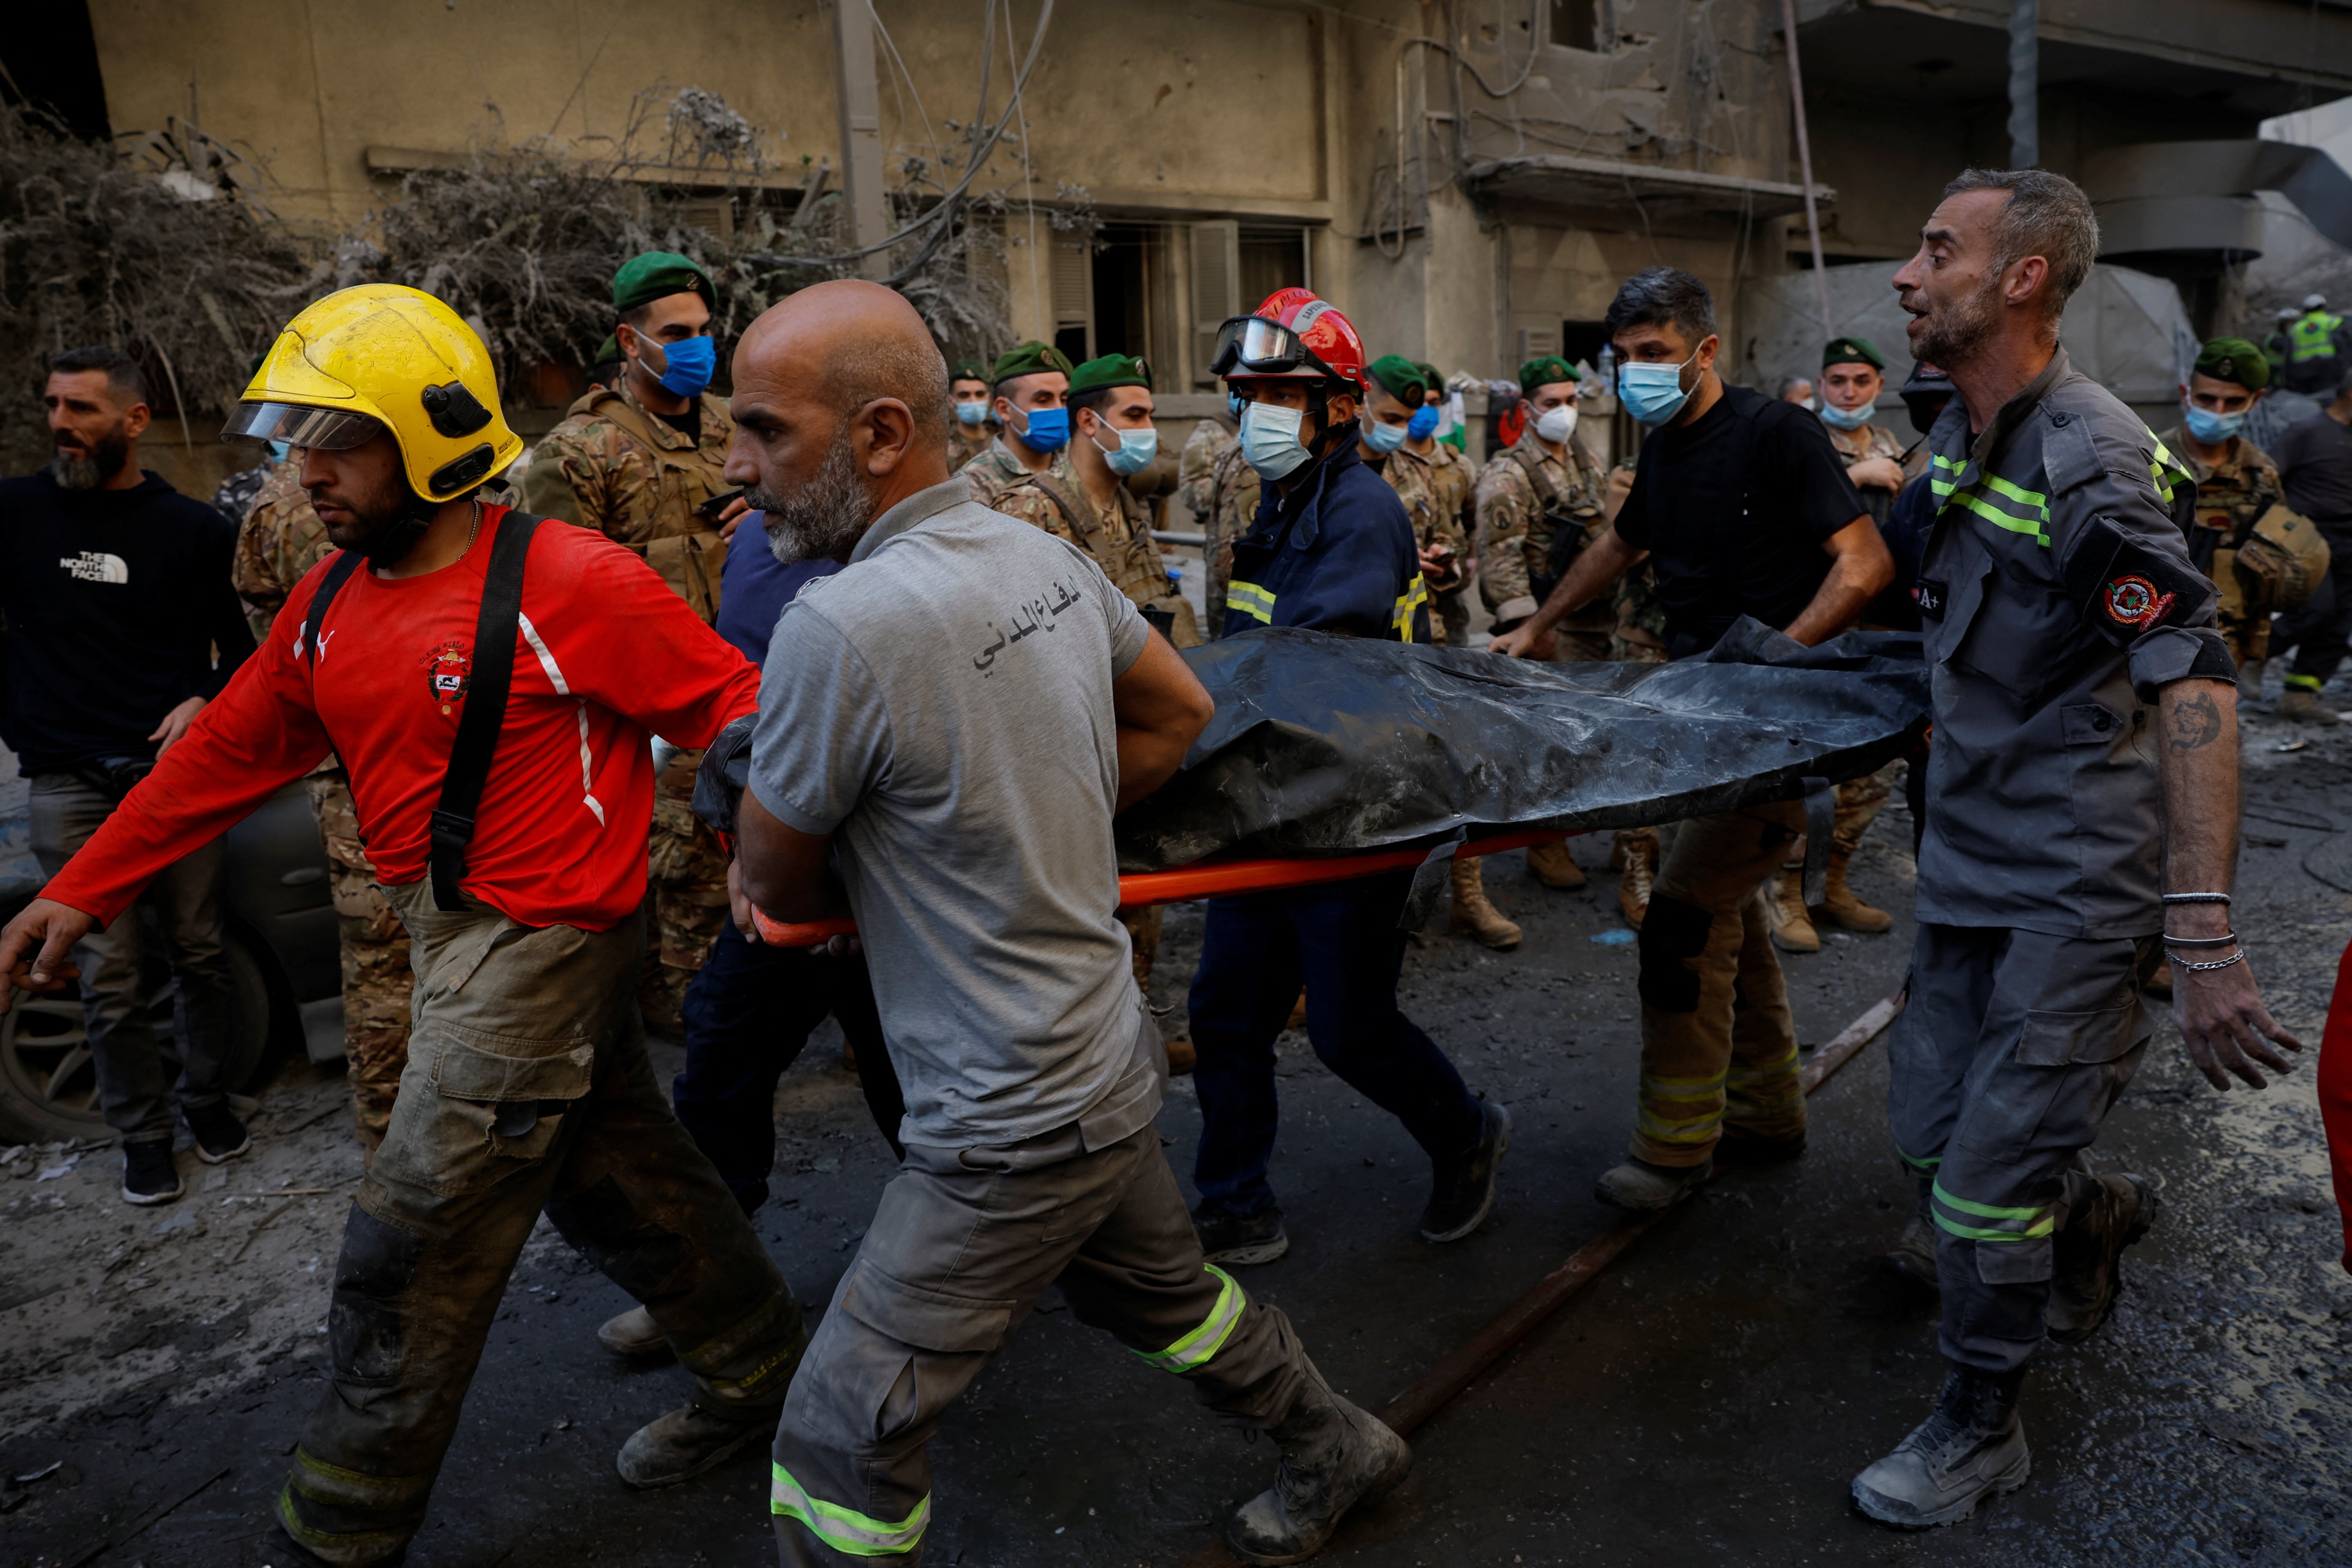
[
  {"left": 827, "top": 333, "right": 952, "bottom": 455},
  {"left": 1603, "top": 267, "right": 1717, "bottom": 345},
  {"left": 1942, "top": 168, "right": 2100, "bottom": 319},
  {"left": 1775, "top": 374, "right": 1814, "bottom": 401}
]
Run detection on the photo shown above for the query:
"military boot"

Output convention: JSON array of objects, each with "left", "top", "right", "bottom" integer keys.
[
  {"left": 2278, "top": 684, "right": 2342, "bottom": 725},
  {"left": 1851, "top": 1363, "right": 2030, "bottom": 1528},
  {"left": 1617, "top": 836, "right": 1657, "bottom": 929},
  {"left": 1765, "top": 867, "right": 1821, "bottom": 954},
  {"left": 616, "top": 1401, "right": 782, "bottom": 1490},
  {"left": 597, "top": 1305, "right": 672, "bottom": 1359},
  {"left": 1812, "top": 849, "right": 1893, "bottom": 933},
  {"left": 1526, "top": 838, "right": 1586, "bottom": 889},
  {"left": 2047, "top": 1167, "right": 2159, "bottom": 1345},
  {"left": 1225, "top": 1357, "right": 1412, "bottom": 1565},
  {"left": 1449, "top": 857, "right": 1523, "bottom": 951}
]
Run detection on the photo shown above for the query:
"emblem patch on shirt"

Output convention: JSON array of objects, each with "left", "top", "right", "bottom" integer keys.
[
  {"left": 1913, "top": 577, "right": 1946, "bottom": 618},
  {"left": 422, "top": 640, "right": 471, "bottom": 714},
  {"left": 2102, "top": 573, "right": 2176, "bottom": 630}
]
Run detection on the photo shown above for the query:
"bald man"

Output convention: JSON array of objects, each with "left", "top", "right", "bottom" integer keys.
[{"left": 721, "top": 282, "right": 1406, "bottom": 1566}]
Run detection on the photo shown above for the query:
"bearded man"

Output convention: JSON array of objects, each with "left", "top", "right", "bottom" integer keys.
[{"left": 0, "top": 345, "right": 258, "bottom": 1204}]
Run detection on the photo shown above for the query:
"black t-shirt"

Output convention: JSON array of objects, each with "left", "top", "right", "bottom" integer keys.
[
  {"left": 1614, "top": 385, "right": 1867, "bottom": 656},
  {"left": 0, "top": 468, "right": 257, "bottom": 773},
  {"left": 2273, "top": 412, "right": 2352, "bottom": 529},
  {"left": 656, "top": 403, "right": 701, "bottom": 441}
]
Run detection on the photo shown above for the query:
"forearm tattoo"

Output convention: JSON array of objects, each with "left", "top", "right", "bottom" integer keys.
[{"left": 2169, "top": 690, "right": 2224, "bottom": 751}]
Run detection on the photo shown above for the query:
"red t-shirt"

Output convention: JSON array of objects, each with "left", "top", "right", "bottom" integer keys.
[{"left": 41, "top": 506, "right": 760, "bottom": 932}]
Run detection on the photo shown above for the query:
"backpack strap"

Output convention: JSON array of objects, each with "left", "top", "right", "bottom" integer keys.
[
  {"left": 428, "top": 510, "right": 545, "bottom": 912},
  {"left": 300, "top": 549, "right": 366, "bottom": 664}
]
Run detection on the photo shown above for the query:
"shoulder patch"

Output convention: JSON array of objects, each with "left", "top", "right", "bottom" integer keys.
[{"left": 2059, "top": 514, "right": 2215, "bottom": 648}]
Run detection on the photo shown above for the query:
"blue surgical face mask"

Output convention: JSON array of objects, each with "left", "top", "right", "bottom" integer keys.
[
  {"left": 1012, "top": 404, "right": 1071, "bottom": 453},
  {"left": 635, "top": 329, "right": 715, "bottom": 399},
  {"left": 2184, "top": 403, "right": 2245, "bottom": 444},
  {"left": 266, "top": 439, "right": 291, "bottom": 462},
  {"left": 1086, "top": 413, "right": 1159, "bottom": 476},
  {"left": 954, "top": 399, "right": 989, "bottom": 426},
  {"left": 1617, "top": 349, "right": 1699, "bottom": 426},
  {"left": 1361, "top": 416, "right": 1408, "bottom": 454},
  {"left": 1239, "top": 400, "right": 1312, "bottom": 480},
  {"left": 1819, "top": 400, "right": 1873, "bottom": 431},
  {"left": 1228, "top": 390, "right": 1246, "bottom": 422},
  {"left": 1407, "top": 405, "right": 1441, "bottom": 441}
]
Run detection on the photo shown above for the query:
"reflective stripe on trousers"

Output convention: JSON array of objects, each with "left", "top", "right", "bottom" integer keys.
[
  {"left": 1131, "top": 1264, "right": 1247, "bottom": 1373},
  {"left": 772, "top": 1465, "right": 931, "bottom": 1557}
]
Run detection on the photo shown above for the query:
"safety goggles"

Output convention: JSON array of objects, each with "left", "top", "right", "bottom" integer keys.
[
  {"left": 220, "top": 401, "right": 384, "bottom": 450},
  {"left": 1210, "top": 314, "right": 1341, "bottom": 381}
]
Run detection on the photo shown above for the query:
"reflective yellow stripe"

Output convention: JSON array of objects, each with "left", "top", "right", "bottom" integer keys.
[
  {"left": 1132, "top": 1265, "right": 1246, "bottom": 1374},
  {"left": 771, "top": 1465, "right": 930, "bottom": 1556},
  {"left": 1391, "top": 573, "right": 1428, "bottom": 643},
  {"left": 1896, "top": 1145, "right": 1942, "bottom": 1173},
  {"left": 1725, "top": 1046, "right": 1800, "bottom": 1085},
  {"left": 1226, "top": 581, "right": 1275, "bottom": 624},
  {"left": 1931, "top": 1180, "right": 2056, "bottom": 1241},
  {"left": 1640, "top": 1070, "right": 1728, "bottom": 1093},
  {"left": 2290, "top": 313, "right": 2343, "bottom": 362},
  {"left": 1949, "top": 490, "right": 2051, "bottom": 546},
  {"left": 1637, "top": 1109, "right": 1724, "bottom": 1143},
  {"left": 2145, "top": 429, "right": 2189, "bottom": 505}
]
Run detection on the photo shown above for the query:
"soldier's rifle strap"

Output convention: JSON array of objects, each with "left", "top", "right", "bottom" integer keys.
[
  {"left": 1032, "top": 472, "right": 1108, "bottom": 541},
  {"left": 430, "top": 510, "right": 546, "bottom": 911}
]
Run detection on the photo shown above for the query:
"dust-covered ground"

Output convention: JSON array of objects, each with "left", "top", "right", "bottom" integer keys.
[{"left": 7, "top": 687, "right": 2352, "bottom": 1568}]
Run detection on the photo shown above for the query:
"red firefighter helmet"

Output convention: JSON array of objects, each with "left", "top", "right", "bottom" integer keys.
[{"left": 1212, "top": 287, "right": 1367, "bottom": 388}]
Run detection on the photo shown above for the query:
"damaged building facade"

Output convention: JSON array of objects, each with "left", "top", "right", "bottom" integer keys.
[{"left": 12, "top": 0, "right": 2352, "bottom": 462}]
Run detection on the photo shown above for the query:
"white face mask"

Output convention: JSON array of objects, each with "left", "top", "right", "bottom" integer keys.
[
  {"left": 1533, "top": 403, "right": 1577, "bottom": 445},
  {"left": 1239, "top": 400, "right": 1312, "bottom": 480}
]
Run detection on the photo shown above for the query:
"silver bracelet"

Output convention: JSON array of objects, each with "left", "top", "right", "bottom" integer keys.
[
  {"left": 2168, "top": 948, "right": 2246, "bottom": 972},
  {"left": 2161, "top": 892, "right": 2232, "bottom": 906},
  {"left": 2161, "top": 931, "right": 2238, "bottom": 947}
]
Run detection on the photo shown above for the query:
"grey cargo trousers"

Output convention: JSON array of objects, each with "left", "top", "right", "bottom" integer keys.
[
  {"left": 1887, "top": 922, "right": 2154, "bottom": 1375},
  {"left": 277, "top": 882, "right": 805, "bottom": 1565},
  {"left": 771, "top": 1029, "right": 1307, "bottom": 1564}
]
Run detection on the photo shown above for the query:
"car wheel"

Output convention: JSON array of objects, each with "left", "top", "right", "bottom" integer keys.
[{"left": 0, "top": 924, "right": 282, "bottom": 1146}]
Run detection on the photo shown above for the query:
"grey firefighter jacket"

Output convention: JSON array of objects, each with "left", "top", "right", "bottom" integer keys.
[{"left": 1914, "top": 348, "right": 2229, "bottom": 939}]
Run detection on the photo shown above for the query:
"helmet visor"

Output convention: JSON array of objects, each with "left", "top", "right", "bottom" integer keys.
[
  {"left": 1212, "top": 316, "right": 1338, "bottom": 380},
  {"left": 221, "top": 401, "right": 384, "bottom": 450}
]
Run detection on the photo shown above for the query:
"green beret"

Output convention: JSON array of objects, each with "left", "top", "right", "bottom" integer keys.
[
  {"left": 1069, "top": 353, "right": 1150, "bottom": 397},
  {"left": 991, "top": 340, "right": 1074, "bottom": 387},
  {"left": 1366, "top": 354, "right": 1428, "bottom": 404},
  {"left": 612, "top": 250, "right": 714, "bottom": 313},
  {"left": 1414, "top": 362, "right": 1445, "bottom": 398},
  {"left": 2195, "top": 337, "right": 2270, "bottom": 392},
  {"left": 950, "top": 358, "right": 989, "bottom": 384},
  {"left": 1517, "top": 355, "right": 1577, "bottom": 393},
  {"left": 591, "top": 333, "right": 621, "bottom": 367},
  {"left": 1821, "top": 335, "right": 1885, "bottom": 371}
]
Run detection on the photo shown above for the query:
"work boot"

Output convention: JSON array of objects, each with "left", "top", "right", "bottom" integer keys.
[
  {"left": 1526, "top": 838, "right": 1586, "bottom": 890},
  {"left": 1225, "top": 1357, "right": 1412, "bottom": 1566},
  {"left": 1617, "top": 838, "right": 1656, "bottom": 929},
  {"left": 1811, "top": 849, "right": 1893, "bottom": 934},
  {"left": 1594, "top": 1155, "right": 1711, "bottom": 1212},
  {"left": 1165, "top": 1036, "right": 1198, "bottom": 1076},
  {"left": 1851, "top": 1363, "right": 2030, "bottom": 1528},
  {"left": 1194, "top": 1203, "right": 1290, "bottom": 1266},
  {"left": 615, "top": 1402, "right": 780, "bottom": 1490},
  {"left": 2236, "top": 657, "right": 2265, "bottom": 702},
  {"left": 2278, "top": 685, "right": 2343, "bottom": 725},
  {"left": 120, "top": 1140, "right": 183, "bottom": 1206},
  {"left": 184, "top": 1098, "right": 252, "bottom": 1164},
  {"left": 1448, "top": 858, "right": 1523, "bottom": 951},
  {"left": 2046, "top": 1169, "right": 2160, "bottom": 1345},
  {"left": 1420, "top": 1099, "right": 1512, "bottom": 1243},
  {"left": 597, "top": 1305, "right": 672, "bottom": 1359},
  {"left": 1766, "top": 867, "right": 1821, "bottom": 954}
]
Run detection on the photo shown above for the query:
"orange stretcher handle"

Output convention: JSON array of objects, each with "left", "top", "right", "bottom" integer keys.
[{"left": 748, "top": 826, "right": 1579, "bottom": 948}]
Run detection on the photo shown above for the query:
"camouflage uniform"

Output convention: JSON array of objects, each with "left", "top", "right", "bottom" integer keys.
[
  {"left": 1178, "top": 421, "right": 1262, "bottom": 637},
  {"left": 212, "top": 461, "right": 272, "bottom": 528},
  {"left": 1600, "top": 461, "right": 1666, "bottom": 887},
  {"left": 989, "top": 470, "right": 1200, "bottom": 1011},
  {"left": 1475, "top": 436, "right": 1613, "bottom": 658},
  {"left": 2154, "top": 422, "right": 2286, "bottom": 667},
  {"left": 949, "top": 421, "right": 995, "bottom": 475},
  {"left": 961, "top": 434, "right": 1078, "bottom": 511},
  {"left": 524, "top": 377, "right": 738, "bottom": 1027},
  {"left": 1381, "top": 443, "right": 1475, "bottom": 646},
  {"left": 231, "top": 461, "right": 413, "bottom": 1154}
]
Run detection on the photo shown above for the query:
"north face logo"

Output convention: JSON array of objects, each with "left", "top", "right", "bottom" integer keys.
[{"left": 59, "top": 552, "right": 128, "bottom": 584}]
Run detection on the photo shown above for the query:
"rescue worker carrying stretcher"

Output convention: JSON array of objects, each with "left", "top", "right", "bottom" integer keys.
[
  {"left": 0, "top": 285, "right": 811, "bottom": 1566},
  {"left": 1186, "top": 288, "right": 1513, "bottom": 1268},
  {"left": 724, "top": 279, "right": 1407, "bottom": 1567}
]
